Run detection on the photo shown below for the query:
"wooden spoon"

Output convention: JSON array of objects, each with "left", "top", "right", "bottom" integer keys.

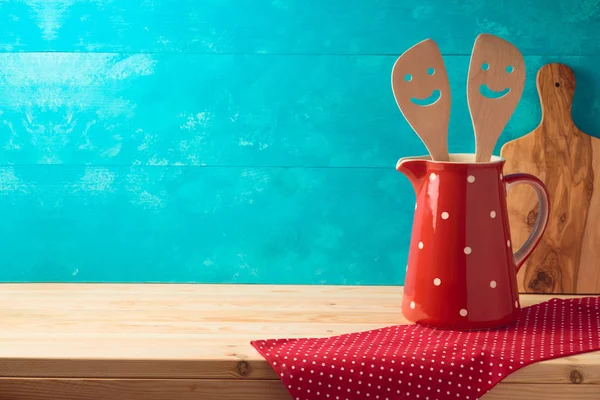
[
  {"left": 467, "top": 33, "right": 526, "bottom": 162},
  {"left": 392, "top": 38, "right": 451, "bottom": 161}
]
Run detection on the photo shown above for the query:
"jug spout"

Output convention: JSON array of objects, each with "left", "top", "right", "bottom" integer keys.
[{"left": 396, "top": 157, "right": 428, "bottom": 191}]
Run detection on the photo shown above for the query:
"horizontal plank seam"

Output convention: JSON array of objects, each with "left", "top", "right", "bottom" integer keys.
[
  {"left": 0, "top": 164, "right": 393, "bottom": 169},
  {"left": 0, "top": 377, "right": 591, "bottom": 385},
  {"left": 0, "top": 51, "right": 594, "bottom": 57}
]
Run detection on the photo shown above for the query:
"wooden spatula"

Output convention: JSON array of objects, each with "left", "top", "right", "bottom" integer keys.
[
  {"left": 392, "top": 38, "right": 451, "bottom": 161},
  {"left": 501, "top": 63, "right": 600, "bottom": 294},
  {"left": 467, "top": 34, "right": 525, "bottom": 162}
]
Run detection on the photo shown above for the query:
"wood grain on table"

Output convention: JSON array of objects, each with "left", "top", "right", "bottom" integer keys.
[{"left": 0, "top": 284, "right": 597, "bottom": 400}]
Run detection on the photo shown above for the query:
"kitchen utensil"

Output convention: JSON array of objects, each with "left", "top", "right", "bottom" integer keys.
[
  {"left": 396, "top": 153, "right": 550, "bottom": 329},
  {"left": 467, "top": 34, "right": 526, "bottom": 162},
  {"left": 501, "top": 63, "right": 600, "bottom": 294},
  {"left": 391, "top": 38, "right": 451, "bottom": 161}
]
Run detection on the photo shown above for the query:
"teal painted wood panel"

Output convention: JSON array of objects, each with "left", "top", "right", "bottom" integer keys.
[
  {"left": 1, "top": 0, "right": 599, "bottom": 284},
  {"left": 0, "top": 166, "right": 410, "bottom": 284},
  {"left": 1, "top": 54, "right": 599, "bottom": 167},
  {"left": 0, "top": 0, "right": 598, "bottom": 55}
]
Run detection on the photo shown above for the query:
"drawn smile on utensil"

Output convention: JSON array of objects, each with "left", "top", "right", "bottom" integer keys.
[
  {"left": 479, "top": 84, "right": 510, "bottom": 99},
  {"left": 410, "top": 89, "right": 441, "bottom": 106}
]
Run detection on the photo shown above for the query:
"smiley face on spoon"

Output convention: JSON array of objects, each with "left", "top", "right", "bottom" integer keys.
[
  {"left": 391, "top": 39, "right": 452, "bottom": 161},
  {"left": 403, "top": 67, "right": 443, "bottom": 106},
  {"left": 467, "top": 33, "right": 526, "bottom": 162},
  {"left": 467, "top": 34, "right": 525, "bottom": 106},
  {"left": 478, "top": 63, "right": 515, "bottom": 99}
]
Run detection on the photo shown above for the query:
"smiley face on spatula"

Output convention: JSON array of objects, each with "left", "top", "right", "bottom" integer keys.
[
  {"left": 467, "top": 34, "right": 526, "bottom": 162},
  {"left": 392, "top": 39, "right": 451, "bottom": 161}
]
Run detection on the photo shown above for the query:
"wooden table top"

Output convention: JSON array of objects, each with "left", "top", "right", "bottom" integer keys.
[
  {"left": 0, "top": 284, "right": 598, "bottom": 399},
  {"left": 0, "top": 284, "right": 595, "bottom": 381}
]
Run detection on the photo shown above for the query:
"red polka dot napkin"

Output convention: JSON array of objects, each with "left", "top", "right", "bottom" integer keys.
[{"left": 251, "top": 296, "right": 600, "bottom": 400}]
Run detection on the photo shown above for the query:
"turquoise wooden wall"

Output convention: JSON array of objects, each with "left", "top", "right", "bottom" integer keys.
[{"left": 0, "top": 1, "right": 599, "bottom": 283}]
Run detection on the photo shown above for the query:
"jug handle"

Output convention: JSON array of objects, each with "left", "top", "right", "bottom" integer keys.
[{"left": 504, "top": 173, "right": 551, "bottom": 272}]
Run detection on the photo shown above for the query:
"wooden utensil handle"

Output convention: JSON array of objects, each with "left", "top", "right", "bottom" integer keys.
[
  {"left": 391, "top": 39, "right": 451, "bottom": 161},
  {"left": 505, "top": 174, "right": 550, "bottom": 271},
  {"left": 467, "top": 34, "right": 526, "bottom": 163}
]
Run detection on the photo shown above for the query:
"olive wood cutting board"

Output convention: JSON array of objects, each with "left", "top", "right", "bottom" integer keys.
[{"left": 501, "top": 63, "right": 600, "bottom": 294}]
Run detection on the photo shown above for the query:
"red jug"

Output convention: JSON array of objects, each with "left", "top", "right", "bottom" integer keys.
[{"left": 397, "top": 154, "right": 550, "bottom": 330}]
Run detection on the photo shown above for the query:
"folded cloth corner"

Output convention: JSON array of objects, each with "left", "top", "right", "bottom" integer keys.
[{"left": 251, "top": 297, "right": 600, "bottom": 400}]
